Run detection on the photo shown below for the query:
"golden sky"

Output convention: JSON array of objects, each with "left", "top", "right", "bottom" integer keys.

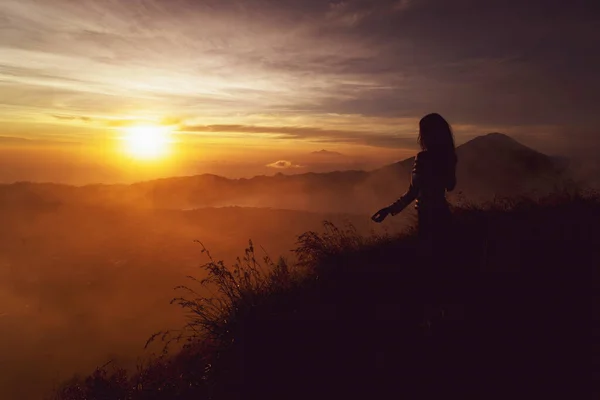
[{"left": 0, "top": 0, "right": 598, "bottom": 183}]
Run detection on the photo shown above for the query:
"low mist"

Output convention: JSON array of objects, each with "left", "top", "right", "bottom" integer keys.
[{"left": 0, "top": 196, "right": 408, "bottom": 399}]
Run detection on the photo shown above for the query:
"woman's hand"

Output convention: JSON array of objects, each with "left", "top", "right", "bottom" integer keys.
[{"left": 371, "top": 207, "right": 390, "bottom": 223}]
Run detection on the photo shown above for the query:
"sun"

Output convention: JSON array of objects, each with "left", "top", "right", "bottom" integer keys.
[{"left": 122, "top": 125, "right": 171, "bottom": 159}]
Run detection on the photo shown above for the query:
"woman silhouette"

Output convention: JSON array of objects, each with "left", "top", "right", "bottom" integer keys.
[{"left": 372, "top": 113, "right": 457, "bottom": 266}]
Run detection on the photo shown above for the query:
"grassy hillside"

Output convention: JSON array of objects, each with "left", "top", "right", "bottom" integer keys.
[
  {"left": 52, "top": 192, "right": 598, "bottom": 400},
  {"left": 1, "top": 203, "right": 400, "bottom": 400}
]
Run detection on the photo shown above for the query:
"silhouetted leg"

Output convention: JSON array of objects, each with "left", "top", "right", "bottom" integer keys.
[
  {"left": 417, "top": 210, "right": 438, "bottom": 333},
  {"left": 419, "top": 207, "right": 458, "bottom": 333}
]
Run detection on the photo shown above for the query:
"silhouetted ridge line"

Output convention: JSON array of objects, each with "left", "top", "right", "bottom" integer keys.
[{"left": 1, "top": 133, "right": 580, "bottom": 214}]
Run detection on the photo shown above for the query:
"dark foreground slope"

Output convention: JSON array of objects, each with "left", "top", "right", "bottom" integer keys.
[{"left": 54, "top": 193, "right": 599, "bottom": 400}]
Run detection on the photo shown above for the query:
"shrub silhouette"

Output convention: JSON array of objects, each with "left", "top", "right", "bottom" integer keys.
[{"left": 52, "top": 192, "right": 598, "bottom": 400}]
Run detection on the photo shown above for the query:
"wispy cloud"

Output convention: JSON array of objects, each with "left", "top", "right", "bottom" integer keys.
[
  {"left": 312, "top": 150, "right": 344, "bottom": 157},
  {"left": 179, "top": 124, "right": 419, "bottom": 149},
  {"left": 52, "top": 115, "right": 92, "bottom": 122},
  {"left": 0, "top": 0, "right": 597, "bottom": 150},
  {"left": 0, "top": 135, "right": 81, "bottom": 146}
]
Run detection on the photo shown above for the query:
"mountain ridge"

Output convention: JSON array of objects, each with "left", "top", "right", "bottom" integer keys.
[
  {"left": 0, "top": 133, "right": 574, "bottom": 213},
  {"left": 0, "top": 132, "right": 549, "bottom": 187}
]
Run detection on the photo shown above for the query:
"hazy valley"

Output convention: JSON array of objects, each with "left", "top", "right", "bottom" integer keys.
[{"left": 0, "top": 132, "right": 594, "bottom": 399}]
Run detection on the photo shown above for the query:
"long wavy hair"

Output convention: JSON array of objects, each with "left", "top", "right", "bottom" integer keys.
[{"left": 418, "top": 113, "right": 457, "bottom": 191}]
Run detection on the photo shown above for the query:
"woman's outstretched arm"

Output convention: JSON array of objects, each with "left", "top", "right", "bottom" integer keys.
[{"left": 388, "top": 152, "right": 424, "bottom": 215}]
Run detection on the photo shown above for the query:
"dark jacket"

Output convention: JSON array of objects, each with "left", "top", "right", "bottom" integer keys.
[{"left": 388, "top": 150, "right": 457, "bottom": 216}]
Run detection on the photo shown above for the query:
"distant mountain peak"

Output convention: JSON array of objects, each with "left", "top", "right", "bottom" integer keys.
[
  {"left": 311, "top": 149, "right": 344, "bottom": 156},
  {"left": 462, "top": 132, "right": 535, "bottom": 153},
  {"left": 372, "top": 131, "right": 557, "bottom": 180},
  {"left": 483, "top": 132, "right": 518, "bottom": 142},
  {"left": 480, "top": 132, "right": 515, "bottom": 142}
]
